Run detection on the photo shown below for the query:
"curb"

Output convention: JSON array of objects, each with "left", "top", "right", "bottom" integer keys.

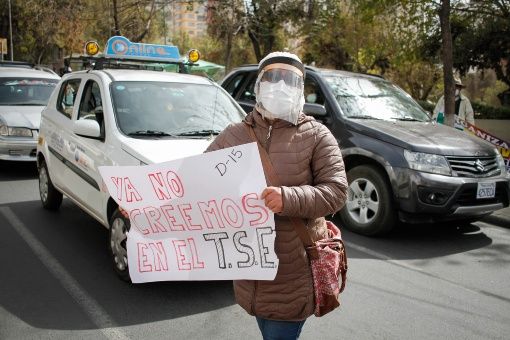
[{"left": 481, "top": 213, "right": 510, "bottom": 229}]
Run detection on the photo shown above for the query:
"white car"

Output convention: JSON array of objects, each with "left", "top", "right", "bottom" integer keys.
[
  {"left": 0, "top": 62, "right": 60, "bottom": 161},
  {"left": 37, "top": 39, "right": 246, "bottom": 280}
]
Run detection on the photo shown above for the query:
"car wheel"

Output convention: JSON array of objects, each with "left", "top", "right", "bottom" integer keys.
[
  {"left": 340, "top": 165, "right": 396, "bottom": 236},
  {"left": 38, "top": 159, "right": 63, "bottom": 210},
  {"left": 109, "top": 208, "right": 131, "bottom": 282}
]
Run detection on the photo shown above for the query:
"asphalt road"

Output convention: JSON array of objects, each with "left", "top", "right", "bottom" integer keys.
[{"left": 1, "top": 161, "right": 509, "bottom": 340}]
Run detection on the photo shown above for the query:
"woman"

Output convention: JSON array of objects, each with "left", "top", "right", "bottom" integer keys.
[{"left": 206, "top": 52, "right": 348, "bottom": 339}]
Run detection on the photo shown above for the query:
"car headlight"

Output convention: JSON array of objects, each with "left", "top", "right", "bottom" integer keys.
[
  {"left": 495, "top": 153, "right": 508, "bottom": 173},
  {"left": 404, "top": 150, "right": 451, "bottom": 176},
  {"left": 0, "top": 124, "right": 33, "bottom": 137}
]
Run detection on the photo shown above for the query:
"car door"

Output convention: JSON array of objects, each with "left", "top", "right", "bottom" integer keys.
[
  {"left": 44, "top": 77, "right": 82, "bottom": 191},
  {"left": 61, "top": 75, "right": 108, "bottom": 221}
]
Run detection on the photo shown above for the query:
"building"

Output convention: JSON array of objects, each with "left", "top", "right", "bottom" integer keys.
[{"left": 166, "top": 1, "right": 208, "bottom": 39}]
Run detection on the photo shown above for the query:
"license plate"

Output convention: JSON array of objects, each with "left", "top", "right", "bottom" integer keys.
[{"left": 477, "top": 182, "right": 496, "bottom": 199}]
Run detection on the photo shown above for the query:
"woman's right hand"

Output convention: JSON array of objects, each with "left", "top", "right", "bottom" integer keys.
[{"left": 118, "top": 206, "right": 129, "bottom": 219}]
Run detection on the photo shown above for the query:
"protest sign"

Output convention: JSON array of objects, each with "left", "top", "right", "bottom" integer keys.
[{"left": 98, "top": 142, "right": 278, "bottom": 283}]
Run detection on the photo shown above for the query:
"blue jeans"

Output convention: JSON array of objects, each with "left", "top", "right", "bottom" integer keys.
[{"left": 256, "top": 317, "right": 306, "bottom": 340}]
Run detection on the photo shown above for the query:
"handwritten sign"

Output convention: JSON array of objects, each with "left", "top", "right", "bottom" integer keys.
[{"left": 98, "top": 142, "right": 278, "bottom": 283}]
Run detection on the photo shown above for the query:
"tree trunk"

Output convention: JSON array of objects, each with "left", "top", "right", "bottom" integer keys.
[
  {"left": 439, "top": 0, "right": 455, "bottom": 127},
  {"left": 112, "top": 0, "right": 121, "bottom": 36},
  {"left": 248, "top": 30, "right": 262, "bottom": 61},
  {"left": 134, "top": 0, "right": 157, "bottom": 42}
]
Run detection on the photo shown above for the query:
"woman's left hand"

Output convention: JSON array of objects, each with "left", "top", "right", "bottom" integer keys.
[{"left": 261, "top": 186, "right": 283, "bottom": 213}]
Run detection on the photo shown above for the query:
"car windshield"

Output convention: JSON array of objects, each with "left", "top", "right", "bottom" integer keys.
[
  {"left": 0, "top": 78, "right": 59, "bottom": 106},
  {"left": 323, "top": 73, "right": 430, "bottom": 122},
  {"left": 111, "top": 81, "right": 246, "bottom": 137}
]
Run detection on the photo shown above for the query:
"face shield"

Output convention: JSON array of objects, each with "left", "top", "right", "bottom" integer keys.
[{"left": 255, "top": 63, "right": 305, "bottom": 125}]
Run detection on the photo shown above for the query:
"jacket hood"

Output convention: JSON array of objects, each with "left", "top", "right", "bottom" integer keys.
[
  {"left": 120, "top": 138, "right": 212, "bottom": 164},
  {"left": 350, "top": 119, "right": 498, "bottom": 157},
  {"left": 0, "top": 105, "right": 45, "bottom": 129}
]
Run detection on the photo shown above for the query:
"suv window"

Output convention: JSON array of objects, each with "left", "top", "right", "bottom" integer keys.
[
  {"left": 57, "top": 79, "right": 81, "bottom": 118},
  {"left": 239, "top": 75, "right": 256, "bottom": 102},
  {"left": 304, "top": 76, "right": 325, "bottom": 105},
  {"left": 223, "top": 72, "right": 245, "bottom": 97}
]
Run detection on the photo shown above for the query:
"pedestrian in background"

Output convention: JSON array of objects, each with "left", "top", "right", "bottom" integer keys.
[
  {"left": 206, "top": 52, "right": 348, "bottom": 339},
  {"left": 433, "top": 76, "right": 475, "bottom": 126}
]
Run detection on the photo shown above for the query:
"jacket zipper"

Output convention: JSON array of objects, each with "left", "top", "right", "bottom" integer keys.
[{"left": 265, "top": 124, "right": 273, "bottom": 152}]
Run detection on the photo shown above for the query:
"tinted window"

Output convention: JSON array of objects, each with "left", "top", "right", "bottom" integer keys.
[
  {"left": 0, "top": 77, "right": 58, "bottom": 106},
  {"left": 57, "top": 79, "right": 81, "bottom": 118},
  {"left": 111, "top": 81, "right": 245, "bottom": 136},
  {"left": 323, "top": 74, "right": 430, "bottom": 121},
  {"left": 304, "top": 77, "right": 325, "bottom": 105},
  {"left": 223, "top": 72, "right": 246, "bottom": 97}
]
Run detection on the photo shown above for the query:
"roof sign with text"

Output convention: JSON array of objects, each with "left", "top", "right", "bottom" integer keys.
[{"left": 105, "top": 36, "right": 181, "bottom": 62}]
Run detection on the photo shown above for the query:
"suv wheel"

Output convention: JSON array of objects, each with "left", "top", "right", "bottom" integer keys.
[
  {"left": 109, "top": 208, "right": 131, "bottom": 282},
  {"left": 38, "top": 159, "right": 63, "bottom": 210},
  {"left": 340, "top": 165, "right": 395, "bottom": 236}
]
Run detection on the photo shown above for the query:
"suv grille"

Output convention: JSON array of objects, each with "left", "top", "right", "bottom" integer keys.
[{"left": 446, "top": 156, "right": 500, "bottom": 178}]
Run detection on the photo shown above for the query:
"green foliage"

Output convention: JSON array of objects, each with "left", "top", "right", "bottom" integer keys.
[{"left": 472, "top": 101, "right": 510, "bottom": 119}]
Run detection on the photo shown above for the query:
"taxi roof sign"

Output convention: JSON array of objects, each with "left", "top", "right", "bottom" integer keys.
[{"left": 105, "top": 36, "right": 180, "bottom": 62}]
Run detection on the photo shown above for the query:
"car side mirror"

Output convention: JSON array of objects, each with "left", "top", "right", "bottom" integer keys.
[
  {"left": 303, "top": 103, "right": 327, "bottom": 117},
  {"left": 73, "top": 119, "right": 101, "bottom": 139}
]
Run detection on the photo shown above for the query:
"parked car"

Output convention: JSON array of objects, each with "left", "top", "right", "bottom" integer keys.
[
  {"left": 221, "top": 65, "right": 510, "bottom": 236},
  {"left": 37, "top": 37, "right": 246, "bottom": 280},
  {"left": 0, "top": 61, "right": 60, "bottom": 161}
]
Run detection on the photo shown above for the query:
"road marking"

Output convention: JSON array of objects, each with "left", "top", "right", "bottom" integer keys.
[
  {"left": 345, "top": 240, "right": 510, "bottom": 304},
  {"left": 0, "top": 206, "right": 130, "bottom": 340}
]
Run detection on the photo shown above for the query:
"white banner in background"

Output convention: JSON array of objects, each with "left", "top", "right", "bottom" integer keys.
[{"left": 99, "top": 142, "right": 278, "bottom": 283}]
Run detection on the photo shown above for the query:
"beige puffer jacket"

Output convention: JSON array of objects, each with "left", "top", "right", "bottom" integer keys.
[{"left": 206, "top": 109, "right": 348, "bottom": 321}]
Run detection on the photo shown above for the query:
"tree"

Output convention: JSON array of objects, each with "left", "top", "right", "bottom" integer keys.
[
  {"left": 0, "top": 0, "right": 88, "bottom": 65},
  {"left": 110, "top": 0, "right": 160, "bottom": 42},
  {"left": 439, "top": 0, "right": 456, "bottom": 126},
  {"left": 207, "top": 0, "right": 245, "bottom": 71}
]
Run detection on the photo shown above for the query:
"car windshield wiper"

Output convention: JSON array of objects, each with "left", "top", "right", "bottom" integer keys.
[
  {"left": 127, "top": 130, "right": 174, "bottom": 137},
  {"left": 346, "top": 115, "right": 381, "bottom": 120},
  {"left": 176, "top": 129, "right": 221, "bottom": 136},
  {"left": 390, "top": 116, "right": 423, "bottom": 122}
]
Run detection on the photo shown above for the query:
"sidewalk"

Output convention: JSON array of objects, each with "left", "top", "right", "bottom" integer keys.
[{"left": 481, "top": 206, "right": 510, "bottom": 228}]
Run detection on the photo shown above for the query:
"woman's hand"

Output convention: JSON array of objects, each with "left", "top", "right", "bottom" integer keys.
[{"left": 261, "top": 186, "right": 283, "bottom": 213}]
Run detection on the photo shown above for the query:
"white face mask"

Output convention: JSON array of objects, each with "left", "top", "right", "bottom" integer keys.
[
  {"left": 455, "top": 89, "right": 460, "bottom": 97},
  {"left": 257, "top": 80, "right": 304, "bottom": 124},
  {"left": 306, "top": 93, "right": 317, "bottom": 103}
]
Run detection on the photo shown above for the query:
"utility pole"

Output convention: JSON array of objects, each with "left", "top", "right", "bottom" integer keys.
[{"left": 8, "top": 0, "right": 14, "bottom": 61}]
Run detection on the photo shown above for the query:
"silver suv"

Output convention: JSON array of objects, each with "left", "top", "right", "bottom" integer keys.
[{"left": 0, "top": 61, "right": 60, "bottom": 161}]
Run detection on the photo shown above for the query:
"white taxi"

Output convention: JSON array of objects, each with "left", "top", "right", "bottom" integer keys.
[{"left": 36, "top": 37, "right": 245, "bottom": 280}]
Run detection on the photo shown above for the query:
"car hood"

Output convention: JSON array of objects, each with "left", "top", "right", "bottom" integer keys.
[
  {"left": 352, "top": 120, "right": 497, "bottom": 156},
  {"left": 121, "top": 138, "right": 213, "bottom": 164},
  {"left": 0, "top": 105, "right": 45, "bottom": 129}
]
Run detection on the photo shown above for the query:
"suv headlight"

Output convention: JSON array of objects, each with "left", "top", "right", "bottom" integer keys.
[
  {"left": 0, "top": 124, "right": 33, "bottom": 137},
  {"left": 496, "top": 153, "right": 508, "bottom": 173},
  {"left": 404, "top": 150, "right": 451, "bottom": 176}
]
